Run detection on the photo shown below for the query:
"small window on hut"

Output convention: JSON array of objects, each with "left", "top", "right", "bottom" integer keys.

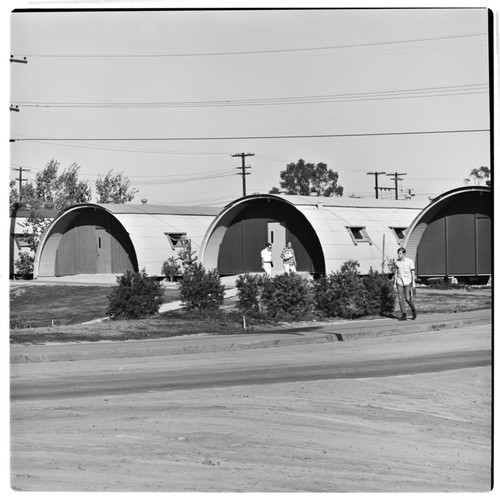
[
  {"left": 346, "top": 226, "right": 372, "bottom": 245},
  {"left": 390, "top": 227, "right": 407, "bottom": 243},
  {"left": 165, "top": 233, "right": 190, "bottom": 250}
]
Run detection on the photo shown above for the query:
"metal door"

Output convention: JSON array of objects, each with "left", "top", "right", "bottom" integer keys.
[
  {"left": 267, "top": 221, "right": 286, "bottom": 268},
  {"left": 96, "top": 227, "right": 112, "bottom": 273}
]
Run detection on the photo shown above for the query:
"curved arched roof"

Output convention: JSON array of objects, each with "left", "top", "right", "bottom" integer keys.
[
  {"left": 35, "top": 203, "right": 220, "bottom": 277},
  {"left": 202, "top": 194, "right": 427, "bottom": 274}
]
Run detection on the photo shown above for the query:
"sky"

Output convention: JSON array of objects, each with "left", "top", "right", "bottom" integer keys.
[{"left": 7, "top": 3, "right": 494, "bottom": 209}]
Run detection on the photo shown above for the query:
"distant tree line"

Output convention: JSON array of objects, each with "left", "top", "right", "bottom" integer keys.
[
  {"left": 10, "top": 159, "right": 138, "bottom": 210},
  {"left": 10, "top": 159, "right": 139, "bottom": 278}
]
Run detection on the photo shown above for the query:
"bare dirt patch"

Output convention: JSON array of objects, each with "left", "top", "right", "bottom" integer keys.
[
  {"left": 10, "top": 325, "right": 492, "bottom": 492},
  {"left": 10, "top": 367, "right": 491, "bottom": 492}
]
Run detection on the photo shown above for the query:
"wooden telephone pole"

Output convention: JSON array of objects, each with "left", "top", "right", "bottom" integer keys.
[
  {"left": 232, "top": 153, "right": 254, "bottom": 197},
  {"left": 367, "top": 171, "right": 386, "bottom": 199}
]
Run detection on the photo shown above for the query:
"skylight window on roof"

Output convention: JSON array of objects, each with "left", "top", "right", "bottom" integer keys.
[
  {"left": 346, "top": 226, "right": 372, "bottom": 245},
  {"left": 165, "top": 233, "right": 190, "bottom": 250},
  {"left": 390, "top": 226, "right": 407, "bottom": 242}
]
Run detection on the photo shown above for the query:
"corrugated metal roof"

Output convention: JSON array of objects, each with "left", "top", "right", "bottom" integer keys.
[
  {"left": 94, "top": 203, "right": 221, "bottom": 216},
  {"left": 112, "top": 212, "right": 216, "bottom": 275},
  {"left": 295, "top": 204, "right": 423, "bottom": 273},
  {"left": 273, "top": 193, "right": 428, "bottom": 210}
]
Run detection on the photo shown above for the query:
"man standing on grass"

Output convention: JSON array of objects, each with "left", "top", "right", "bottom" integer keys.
[{"left": 393, "top": 247, "right": 417, "bottom": 321}]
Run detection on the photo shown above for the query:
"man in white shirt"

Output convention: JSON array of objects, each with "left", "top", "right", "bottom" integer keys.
[
  {"left": 393, "top": 247, "right": 417, "bottom": 321},
  {"left": 261, "top": 243, "right": 273, "bottom": 277}
]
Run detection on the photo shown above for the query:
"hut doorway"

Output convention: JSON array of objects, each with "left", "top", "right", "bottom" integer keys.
[
  {"left": 267, "top": 221, "right": 286, "bottom": 256},
  {"left": 96, "top": 227, "right": 112, "bottom": 273}
]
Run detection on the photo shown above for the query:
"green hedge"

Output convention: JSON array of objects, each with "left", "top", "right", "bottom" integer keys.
[
  {"left": 106, "top": 270, "right": 164, "bottom": 319},
  {"left": 236, "top": 260, "right": 395, "bottom": 320},
  {"left": 180, "top": 263, "right": 225, "bottom": 311}
]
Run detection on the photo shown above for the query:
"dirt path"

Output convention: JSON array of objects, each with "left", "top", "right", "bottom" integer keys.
[
  {"left": 11, "top": 368, "right": 491, "bottom": 492},
  {"left": 10, "top": 327, "right": 492, "bottom": 492}
]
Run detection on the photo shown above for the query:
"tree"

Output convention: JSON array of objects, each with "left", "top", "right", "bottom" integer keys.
[
  {"left": 270, "top": 159, "right": 343, "bottom": 196},
  {"left": 177, "top": 242, "right": 198, "bottom": 273},
  {"left": 20, "top": 212, "right": 52, "bottom": 252},
  {"left": 10, "top": 160, "right": 92, "bottom": 210},
  {"left": 14, "top": 211, "right": 54, "bottom": 278},
  {"left": 464, "top": 166, "right": 490, "bottom": 186},
  {"left": 95, "top": 170, "right": 139, "bottom": 203}
]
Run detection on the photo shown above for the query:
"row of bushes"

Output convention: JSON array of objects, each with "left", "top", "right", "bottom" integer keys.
[
  {"left": 236, "top": 260, "right": 395, "bottom": 320},
  {"left": 106, "top": 260, "right": 395, "bottom": 321}
]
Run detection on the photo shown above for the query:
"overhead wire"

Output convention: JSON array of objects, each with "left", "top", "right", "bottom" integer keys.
[
  {"left": 10, "top": 128, "right": 490, "bottom": 143},
  {"left": 15, "top": 32, "right": 487, "bottom": 59},
  {"left": 20, "top": 139, "right": 231, "bottom": 156},
  {"left": 12, "top": 84, "right": 489, "bottom": 109},
  {"left": 10, "top": 30, "right": 489, "bottom": 201}
]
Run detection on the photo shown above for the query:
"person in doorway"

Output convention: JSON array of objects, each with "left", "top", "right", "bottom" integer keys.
[
  {"left": 261, "top": 243, "right": 273, "bottom": 277},
  {"left": 393, "top": 247, "right": 417, "bottom": 320},
  {"left": 280, "top": 242, "right": 297, "bottom": 273}
]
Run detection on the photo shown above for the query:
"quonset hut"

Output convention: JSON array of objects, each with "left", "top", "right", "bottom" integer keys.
[
  {"left": 201, "top": 194, "right": 427, "bottom": 276},
  {"left": 403, "top": 186, "right": 492, "bottom": 282},
  {"left": 32, "top": 187, "right": 491, "bottom": 281},
  {"left": 34, "top": 203, "right": 220, "bottom": 278}
]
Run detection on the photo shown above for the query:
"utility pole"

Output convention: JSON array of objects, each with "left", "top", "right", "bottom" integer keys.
[
  {"left": 232, "top": 153, "right": 254, "bottom": 197},
  {"left": 367, "top": 171, "right": 386, "bottom": 199},
  {"left": 12, "top": 167, "right": 30, "bottom": 204},
  {"left": 386, "top": 172, "right": 406, "bottom": 200}
]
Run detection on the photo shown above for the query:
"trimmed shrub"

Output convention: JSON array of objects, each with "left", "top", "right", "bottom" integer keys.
[
  {"left": 106, "top": 270, "right": 164, "bottom": 319},
  {"left": 162, "top": 256, "right": 181, "bottom": 282},
  {"left": 260, "top": 272, "right": 314, "bottom": 320},
  {"left": 362, "top": 267, "right": 396, "bottom": 316},
  {"left": 235, "top": 273, "right": 264, "bottom": 314},
  {"left": 312, "top": 274, "right": 337, "bottom": 317},
  {"left": 180, "top": 263, "right": 225, "bottom": 311},
  {"left": 314, "top": 260, "right": 367, "bottom": 319}
]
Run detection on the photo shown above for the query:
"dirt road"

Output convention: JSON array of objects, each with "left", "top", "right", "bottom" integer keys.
[{"left": 10, "top": 324, "right": 492, "bottom": 492}]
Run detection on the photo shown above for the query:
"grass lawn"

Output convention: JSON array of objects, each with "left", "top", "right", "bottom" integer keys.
[
  {"left": 10, "top": 284, "right": 181, "bottom": 328},
  {"left": 9, "top": 281, "right": 491, "bottom": 345}
]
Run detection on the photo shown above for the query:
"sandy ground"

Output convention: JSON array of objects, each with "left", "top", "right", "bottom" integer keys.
[{"left": 10, "top": 327, "right": 492, "bottom": 493}]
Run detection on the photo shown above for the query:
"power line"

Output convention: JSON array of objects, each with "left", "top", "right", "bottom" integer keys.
[
  {"left": 13, "top": 138, "right": 230, "bottom": 156},
  {"left": 11, "top": 84, "right": 488, "bottom": 109},
  {"left": 15, "top": 32, "right": 487, "bottom": 58},
  {"left": 9, "top": 161, "right": 234, "bottom": 183},
  {"left": 134, "top": 171, "right": 234, "bottom": 185},
  {"left": 10, "top": 128, "right": 490, "bottom": 143}
]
